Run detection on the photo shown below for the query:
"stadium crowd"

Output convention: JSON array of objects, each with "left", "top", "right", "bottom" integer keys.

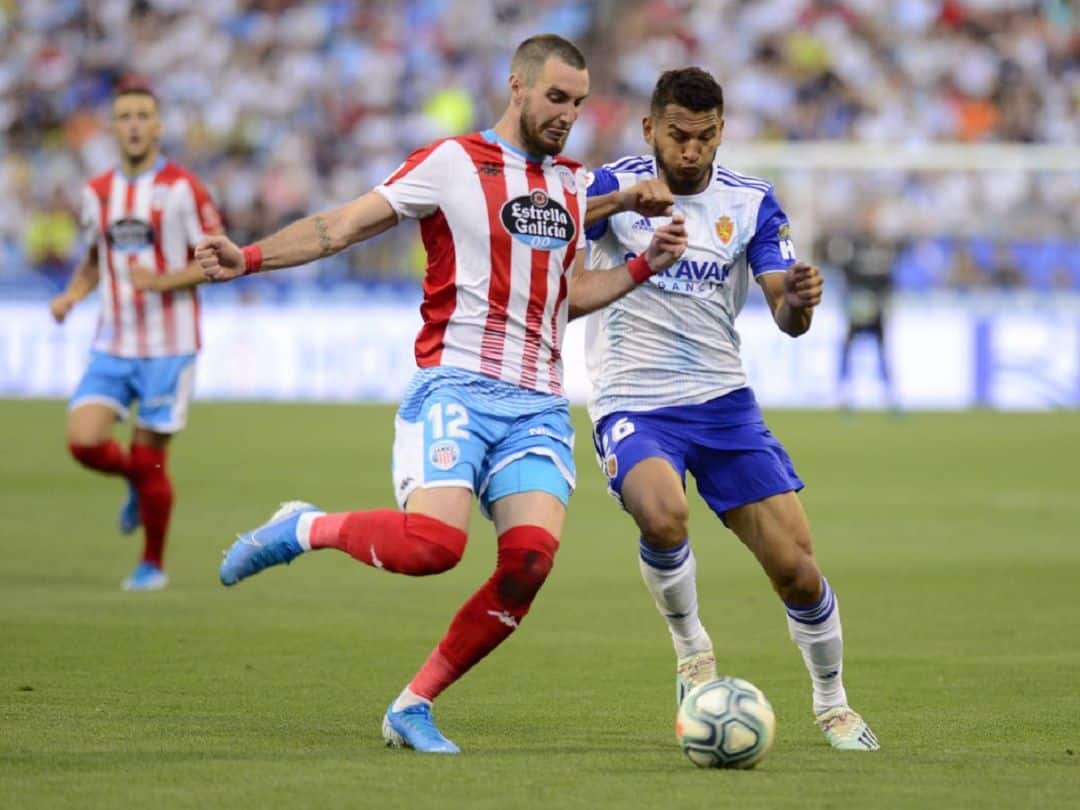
[{"left": 2, "top": 0, "right": 1077, "bottom": 297}]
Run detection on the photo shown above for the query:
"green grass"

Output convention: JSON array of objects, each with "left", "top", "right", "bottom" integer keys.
[{"left": 2, "top": 400, "right": 1078, "bottom": 809}]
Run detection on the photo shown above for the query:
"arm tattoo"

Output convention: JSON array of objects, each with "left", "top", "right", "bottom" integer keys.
[{"left": 314, "top": 215, "right": 332, "bottom": 256}]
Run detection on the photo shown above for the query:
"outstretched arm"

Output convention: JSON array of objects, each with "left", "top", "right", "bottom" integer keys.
[
  {"left": 757, "top": 263, "right": 824, "bottom": 337},
  {"left": 196, "top": 191, "right": 399, "bottom": 281},
  {"left": 50, "top": 245, "right": 99, "bottom": 323},
  {"left": 568, "top": 214, "right": 687, "bottom": 320}
]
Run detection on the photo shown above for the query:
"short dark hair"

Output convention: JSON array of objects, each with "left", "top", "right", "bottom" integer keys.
[
  {"left": 650, "top": 67, "right": 724, "bottom": 116},
  {"left": 114, "top": 75, "right": 157, "bottom": 104},
  {"left": 510, "top": 34, "right": 587, "bottom": 86}
]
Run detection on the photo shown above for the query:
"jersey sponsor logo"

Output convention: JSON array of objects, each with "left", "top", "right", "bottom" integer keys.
[
  {"left": 429, "top": 439, "right": 460, "bottom": 471},
  {"left": 554, "top": 164, "right": 577, "bottom": 193},
  {"left": 625, "top": 251, "right": 731, "bottom": 297},
  {"left": 778, "top": 221, "right": 796, "bottom": 260},
  {"left": 715, "top": 215, "right": 734, "bottom": 245},
  {"left": 500, "top": 190, "right": 575, "bottom": 250},
  {"left": 106, "top": 218, "right": 155, "bottom": 253}
]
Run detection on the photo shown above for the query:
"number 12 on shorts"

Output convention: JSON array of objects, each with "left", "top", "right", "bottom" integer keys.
[{"left": 428, "top": 402, "right": 471, "bottom": 439}]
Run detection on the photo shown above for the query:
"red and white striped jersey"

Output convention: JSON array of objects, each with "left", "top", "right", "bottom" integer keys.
[
  {"left": 79, "top": 157, "right": 221, "bottom": 358},
  {"left": 375, "top": 130, "right": 587, "bottom": 397}
]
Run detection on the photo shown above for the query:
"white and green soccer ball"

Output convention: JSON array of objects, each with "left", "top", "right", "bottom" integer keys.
[{"left": 676, "top": 676, "right": 776, "bottom": 769}]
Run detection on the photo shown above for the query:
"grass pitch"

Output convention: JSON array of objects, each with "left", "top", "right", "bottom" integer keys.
[{"left": 1, "top": 400, "right": 1077, "bottom": 809}]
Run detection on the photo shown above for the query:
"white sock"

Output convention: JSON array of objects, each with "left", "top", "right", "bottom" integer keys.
[
  {"left": 639, "top": 538, "right": 712, "bottom": 659},
  {"left": 295, "top": 512, "right": 324, "bottom": 550},
  {"left": 391, "top": 686, "right": 431, "bottom": 713},
  {"left": 785, "top": 577, "right": 848, "bottom": 716}
]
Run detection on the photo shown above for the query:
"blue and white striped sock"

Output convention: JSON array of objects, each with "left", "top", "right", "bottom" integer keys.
[
  {"left": 639, "top": 538, "right": 711, "bottom": 659},
  {"left": 786, "top": 578, "right": 848, "bottom": 715}
]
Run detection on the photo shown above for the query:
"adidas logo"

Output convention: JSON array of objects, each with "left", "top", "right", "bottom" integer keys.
[{"left": 631, "top": 217, "right": 653, "bottom": 232}]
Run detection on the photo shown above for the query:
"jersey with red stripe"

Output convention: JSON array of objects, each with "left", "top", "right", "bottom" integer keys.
[
  {"left": 375, "top": 129, "right": 587, "bottom": 397},
  {"left": 79, "top": 157, "right": 221, "bottom": 358}
]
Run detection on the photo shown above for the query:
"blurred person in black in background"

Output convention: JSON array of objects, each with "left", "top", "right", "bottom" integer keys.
[{"left": 820, "top": 227, "right": 899, "bottom": 411}]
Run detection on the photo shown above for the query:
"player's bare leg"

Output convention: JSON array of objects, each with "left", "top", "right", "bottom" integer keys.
[
  {"left": 622, "top": 458, "right": 715, "bottom": 704},
  {"left": 725, "top": 492, "right": 878, "bottom": 750}
]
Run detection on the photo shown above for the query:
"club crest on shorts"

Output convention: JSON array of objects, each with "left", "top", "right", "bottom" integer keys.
[
  {"left": 604, "top": 453, "right": 618, "bottom": 479},
  {"left": 429, "top": 440, "right": 460, "bottom": 471}
]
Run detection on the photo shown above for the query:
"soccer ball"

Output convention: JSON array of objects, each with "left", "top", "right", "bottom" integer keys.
[{"left": 676, "top": 676, "right": 776, "bottom": 769}]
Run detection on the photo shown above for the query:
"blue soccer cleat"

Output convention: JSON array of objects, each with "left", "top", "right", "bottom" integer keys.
[
  {"left": 382, "top": 703, "right": 460, "bottom": 754},
  {"left": 219, "top": 501, "right": 320, "bottom": 587},
  {"left": 118, "top": 481, "right": 140, "bottom": 535},
  {"left": 122, "top": 561, "right": 168, "bottom": 591}
]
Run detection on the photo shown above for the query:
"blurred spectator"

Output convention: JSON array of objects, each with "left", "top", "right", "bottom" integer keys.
[
  {"left": 23, "top": 188, "right": 79, "bottom": 288},
  {"left": 1, "top": 0, "right": 1077, "bottom": 295}
]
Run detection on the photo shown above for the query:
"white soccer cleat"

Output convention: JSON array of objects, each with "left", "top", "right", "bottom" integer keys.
[
  {"left": 676, "top": 649, "right": 717, "bottom": 707},
  {"left": 816, "top": 706, "right": 880, "bottom": 751}
]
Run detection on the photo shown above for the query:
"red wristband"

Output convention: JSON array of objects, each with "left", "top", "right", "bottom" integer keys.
[
  {"left": 627, "top": 254, "right": 653, "bottom": 284},
  {"left": 242, "top": 244, "right": 263, "bottom": 275}
]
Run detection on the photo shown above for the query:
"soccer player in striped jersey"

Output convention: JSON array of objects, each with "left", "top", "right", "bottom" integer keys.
[
  {"left": 584, "top": 68, "right": 879, "bottom": 751},
  {"left": 197, "top": 35, "right": 685, "bottom": 753},
  {"left": 50, "top": 80, "right": 222, "bottom": 592}
]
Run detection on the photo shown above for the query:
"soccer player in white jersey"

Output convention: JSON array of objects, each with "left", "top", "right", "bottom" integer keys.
[
  {"left": 50, "top": 80, "right": 222, "bottom": 592},
  {"left": 583, "top": 68, "right": 879, "bottom": 751},
  {"left": 195, "top": 35, "right": 686, "bottom": 754}
]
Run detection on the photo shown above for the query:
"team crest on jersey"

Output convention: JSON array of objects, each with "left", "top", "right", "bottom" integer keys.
[
  {"left": 554, "top": 164, "right": 577, "bottom": 193},
  {"left": 106, "top": 218, "right": 155, "bottom": 253},
  {"left": 715, "top": 215, "right": 734, "bottom": 245},
  {"left": 429, "top": 440, "right": 460, "bottom": 471},
  {"left": 500, "top": 191, "right": 575, "bottom": 251}
]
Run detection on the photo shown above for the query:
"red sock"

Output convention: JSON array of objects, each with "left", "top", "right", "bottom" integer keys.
[
  {"left": 68, "top": 440, "right": 130, "bottom": 477},
  {"left": 408, "top": 525, "right": 559, "bottom": 701},
  {"left": 129, "top": 444, "right": 173, "bottom": 568},
  {"left": 309, "top": 510, "right": 466, "bottom": 576}
]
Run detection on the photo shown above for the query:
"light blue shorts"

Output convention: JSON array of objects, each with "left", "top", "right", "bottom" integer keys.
[
  {"left": 69, "top": 351, "right": 197, "bottom": 434},
  {"left": 392, "top": 367, "right": 575, "bottom": 517}
]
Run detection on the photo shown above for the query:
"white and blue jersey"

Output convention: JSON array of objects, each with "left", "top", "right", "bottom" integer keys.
[
  {"left": 585, "top": 155, "right": 803, "bottom": 516},
  {"left": 584, "top": 155, "right": 797, "bottom": 422}
]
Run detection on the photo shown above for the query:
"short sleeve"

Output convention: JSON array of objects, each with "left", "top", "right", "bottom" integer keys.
[
  {"left": 747, "top": 188, "right": 797, "bottom": 276},
  {"left": 182, "top": 176, "right": 223, "bottom": 247},
  {"left": 584, "top": 167, "right": 620, "bottom": 241},
  {"left": 375, "top": 142, "right": 450, "bottom": 220},
  {"left": 79, "top": 185, "right": 99, "bottom": 242}
]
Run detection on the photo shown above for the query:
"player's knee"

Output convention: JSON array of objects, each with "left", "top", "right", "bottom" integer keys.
[
  {"left": 403, "top": 515, "right": 467, "bottom": 576},
  {"left": 771, "top": 553, "right": 821, "bottom": 605},
  {"left": 495, "top": 546, "right": 555, "bottom": 607},
  {"left": 493, "top": 526, "right": 559, "bottom": 607},
  {"left": 636, "top": 499, "right": 689, "bottom": 546},
  {"left": 67, "top": 441, "right": 100, "bottom": 468}
]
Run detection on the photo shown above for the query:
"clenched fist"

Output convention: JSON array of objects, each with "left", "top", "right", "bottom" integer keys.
[
  {"left": 195, "top": 235, "right": 244, "bottom": 281},
  {"left": 782, "top": 263, "right": 823, "bottom": 309},
  {"left": 620, "top": 178, "right": 675, "bottom": 218}
]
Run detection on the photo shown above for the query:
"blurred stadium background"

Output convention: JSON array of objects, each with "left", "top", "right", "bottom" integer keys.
[
  {"left": 3, "top": 5, "right": 1079, "bottom": 807},
  {"left": 1, "top": 0, "right": 1077, "bottom": 409}
]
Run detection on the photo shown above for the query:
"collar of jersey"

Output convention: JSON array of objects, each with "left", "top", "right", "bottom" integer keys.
[
  {"left": 482, "top": 129, "right": 547, "bottom": 164},
  {"left": 669, "top": 164, "right": 715, "bottom": 200},
  {"left": 119, "top": 155, "right": 167, "bottom": 182}
]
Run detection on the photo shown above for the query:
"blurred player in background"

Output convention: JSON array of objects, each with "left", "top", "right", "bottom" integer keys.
[
  {"left": 820, "top": 219, "right": 898, "bottom": 411},
  {"left": 50, "top": 80, "right": 221, "bottom": 591},
  {"left": 196, "top": 35, "right": 685, "bottom": 754},
  {"left": 584, "top": 68, "right": 879, "bottom": 750}
]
